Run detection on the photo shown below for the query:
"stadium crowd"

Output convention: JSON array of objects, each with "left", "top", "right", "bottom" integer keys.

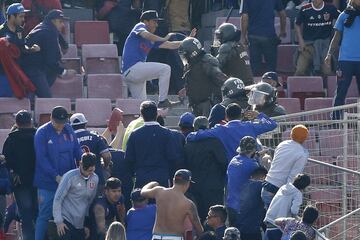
[{"left": 0, "top": 0, "right": 359, "bottom": 239}]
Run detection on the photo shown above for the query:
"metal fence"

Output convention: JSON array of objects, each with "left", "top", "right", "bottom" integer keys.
[{"left": 259, "top": 102, "right": 360, "bottom": 240}]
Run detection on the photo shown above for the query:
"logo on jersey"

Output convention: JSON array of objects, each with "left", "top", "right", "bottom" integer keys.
[
  {"left": 89, "top": 181, "right": 96, "bottom": 189},
  {"left": 323, "top": 13, "right": 330, "bottom": 21},
  {"left": 48, "top": 140, "right": 53, "bottom": 144}
]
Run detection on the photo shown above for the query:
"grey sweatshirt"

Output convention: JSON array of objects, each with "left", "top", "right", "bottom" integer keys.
[{"left": 53, "top": 168, "right": 99, "bottom": 229}]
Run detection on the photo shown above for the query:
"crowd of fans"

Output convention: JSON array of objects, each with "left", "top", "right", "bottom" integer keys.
[
  {"left": 0, "top": 100, "right": 319, "bottom": 240},
  {"left": 0, "top": 0, "right": 359, "bottom": 240}
]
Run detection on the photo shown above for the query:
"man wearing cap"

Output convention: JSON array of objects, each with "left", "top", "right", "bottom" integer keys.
[
  {"left": 70, "top": 113, "right": 112, "bottom": 193},
  {"left": 226, "top": 136, "right": 259, "bottom": 227},
  {"left": 261, "top": 72, "right": 282, "bottom": 89},
  {"left": 33, "top": 106, "right": 82, "bottom": 240},
  {"left": 22, "top": 9, "right": 76, "bottom": 98},
  {"left": 141, "top": 169, "right": 204, "bottom": 239},
  {"left": 2, "top": 110, "right": 37, "bottom": 240},
  {"left": 89, "top": 177, "right": 124, "bottom": 240},
  {"left": 126, "top": 188, "right": 156, "bottom": 240},
  {"left": 124, "top": 101, "right": 181, "bottom": 188},
  {"left": 178, "top": 112, "right": 195, "bottom": 137},
  {"left": 184, "top": 116, "right": 227, "bottom": 222},
  {"left": 261, "top": 124, "right": 309, "bottom": 208},
  {"left": 121, "top": 10, "right": 196, "bottom": 108},
  {"left": 0, "top": 3, "right": 40, "bottom": 97}
]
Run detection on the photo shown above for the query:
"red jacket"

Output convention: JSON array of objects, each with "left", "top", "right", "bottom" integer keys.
[
  {"left": 21, "top": 0, "right": 62, "bottom": 35},
  {"left": 0, "top": 38, "right": 36, "bottom": 98}
]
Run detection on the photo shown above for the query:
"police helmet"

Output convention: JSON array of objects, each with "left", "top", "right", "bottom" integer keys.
[
  {"left": 248, "top": 82, "right": 277, "bottom": 107},
  {"left": 222, "top": 77, "right": 245, "bottom": 99},
  {"left": 215, "top": 23, "right": 238, "bottom": 44},
  {"left": 178, "top": 37, "right": 203, "bottom": 60},
  {"left": 239, "top": 136, "right": 257, "bottom": 154}
]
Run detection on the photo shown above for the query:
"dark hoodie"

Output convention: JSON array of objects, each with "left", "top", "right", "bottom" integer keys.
[
  {"left": 2, "top": 128, "right": 37, "bottom": 186},
  {"left": 22, "top": 15, "right": 64, "bottom": 75}
]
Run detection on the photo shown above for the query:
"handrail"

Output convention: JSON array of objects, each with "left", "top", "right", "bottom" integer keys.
[
  {"left": 272, "top": 102, "right": 360, "bottom": 121},
  {"left": 318, "top": 208, "right": 360, "bottom": 232},
  {"left": 308, "top": 158, "right": 360, "bottom": 176}
]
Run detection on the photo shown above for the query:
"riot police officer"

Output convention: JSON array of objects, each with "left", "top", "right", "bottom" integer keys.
[
  {"left": 208, "top": 77, "right": 250, "bottom": 128},
  {"left": 214, "top": 23, "right": 254, "bottom": 86},
  {"left": 179, "top": 37, "right": 227, "bottom": 117},
  {"left": 247, "top": 82, "right": 286, "bottom": 117}
]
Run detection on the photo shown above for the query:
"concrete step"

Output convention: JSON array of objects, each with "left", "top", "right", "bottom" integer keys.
[
  {"left": 147, "top": 95, "right": 189, "bottom": 106},
  {"left": 164, "top": 115, "right": 181, "bottom": 127}
]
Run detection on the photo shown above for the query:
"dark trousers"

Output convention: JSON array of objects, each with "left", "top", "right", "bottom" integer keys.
[
  {"left": 190, "top": 188, "right": 224, "bottom": 223},
  {"left": 332, "top": 61, "right": 360, "bottom": 119},
  {"left": 60, "top": 220, "right": 85, "bottom": 240},
  {"left": 249, "top": 36, "right": 279, "bottom": 76},
  {"left": 24, "top": 67, "right": 58, "bottom": 98},
  {"left": 240, "top": 231, "right": 262, "bottom": 240},
  {"left": 14, "top": 185, "right": 38, "bottom": 240}
]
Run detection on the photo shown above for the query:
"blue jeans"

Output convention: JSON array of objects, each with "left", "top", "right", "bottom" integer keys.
[
  {"left": 261, "top": 188, "right": 276, "bottom": 210},
  {"left": 249, "top": 35, "right": 279, "bottom": 76},
  {"left": 332, "top": 61, "right": 360, "bottom": 120},
  {"left": 14, "top": 185, "right": 38, "bottom": 240},
  {"left": 35, "top": 189, "right": 55, "bottom": 240},
  {"left": 23, "top": 68, "right": 57, "bottom": 98}
]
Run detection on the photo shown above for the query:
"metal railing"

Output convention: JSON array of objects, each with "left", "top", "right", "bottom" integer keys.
[{"left": 258, "top": 102, "right": 360, "bottom": 240}]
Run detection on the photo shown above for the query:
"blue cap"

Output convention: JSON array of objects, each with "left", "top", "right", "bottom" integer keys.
[
  {"left": 178, "top": 112, "right": 195, "bottom": 128},
  {"left": 6, "top": 3, "right": 30, "bottom": 15},
  {"left": 45, "top": 9, "right": 66, "bottom": 21}
]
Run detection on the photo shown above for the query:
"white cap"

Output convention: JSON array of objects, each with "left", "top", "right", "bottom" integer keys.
[{"left": 70, "top": 113, "right": 88, "bottom": 126}]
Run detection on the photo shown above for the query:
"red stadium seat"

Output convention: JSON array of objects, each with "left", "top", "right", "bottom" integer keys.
[
  {"left": 74, "top": 21, "right": 110, "bottom": 47},
  {"left": 87, "top": 74, "right": 126, "bottom": 99},
  {"left": 51, "top": 75, "right": 83, "bottom": 99},
  {"left": 34, "top": 98, "right": 71, "bottom": 125},
  {"left": 276, "top": 44, "right": 298, "bottom": 74},
  {"left": 82, "top": 44, "right": 119, "bottom": 74},
  {"left": 115, "top": 99, "right": 143, "bottom": 127},
  {"left": 304, "top": 98, "right": 333, "bottom": 120},
  {"left": 75, "top": 98, "right": 112, "bottom": 127},
  {"left": 62, "top": 44, "right": 78, "bottom": 58},
  {"left": 287, "top": 76, "right": 325, "bottom": 109},
  {"left": 0, "top": 98, "right": 31, "bottom": 129},
  {"left": 277, "top": 98, "right": 301, "bottom": 114}
]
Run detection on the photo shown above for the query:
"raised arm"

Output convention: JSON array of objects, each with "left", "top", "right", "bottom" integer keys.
[
  {"left": 141, "top": 181, "right": 162, "bottom": 199},
  {"left": 252, "top": 112, "right": 278, "bottom": 135}
]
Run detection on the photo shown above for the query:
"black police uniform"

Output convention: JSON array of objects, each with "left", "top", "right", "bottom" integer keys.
[{"left": 184, "top": 51, "right": 227, "bottom": 117}]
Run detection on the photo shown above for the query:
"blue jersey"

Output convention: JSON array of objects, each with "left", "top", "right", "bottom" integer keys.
[
  {"left": 121, "top": 22, "right": 162, "bottom": 73},
  {"left": 335, "top": 11, "right": 360, "bottom": 61},
  {"left": 226, "top": 155, "right": 259, "bottom": 212},
  {"left": 186, "top": 113, "right": 277, "bottom": 162},
  {"left": 296, "top": 3, "right": 339, "bottom": 42},
  {"left": 74, "top": 129, "right": 109, "bottom": 184},
  {"left": 126, "top": 204, "right": 156, "bottom": 240}
]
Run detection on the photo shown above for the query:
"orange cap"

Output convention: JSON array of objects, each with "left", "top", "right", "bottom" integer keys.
[{"left": 291, "top": 124, "right": 309, "bottom": 144}]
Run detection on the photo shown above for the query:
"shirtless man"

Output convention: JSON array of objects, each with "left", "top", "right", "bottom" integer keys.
[{"left": 141, "top": 169, "right": 204, "bottom": 240}]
